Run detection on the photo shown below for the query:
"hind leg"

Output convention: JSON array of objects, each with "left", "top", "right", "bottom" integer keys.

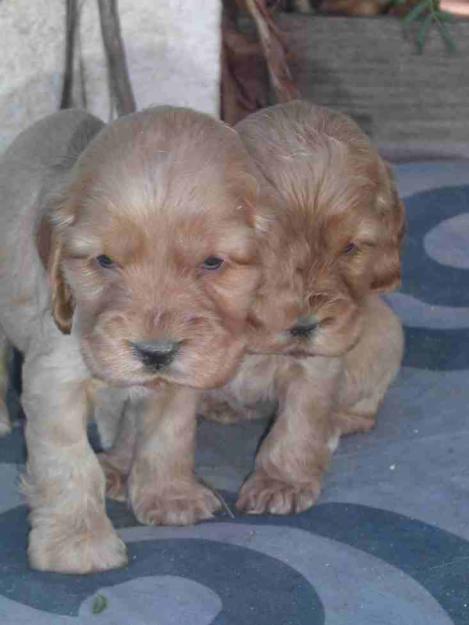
[
  {"left": 336, "top": 296, "right": 404, "bottom": 438},
  {"left": 0, "top": 329, "right": 12, "bottom": 437},
  {"left": 97, "top": 398, "right": 137, "bottom": 502},
  {"left": 92, "top": 386, "right": 129, "bottom": 450}
]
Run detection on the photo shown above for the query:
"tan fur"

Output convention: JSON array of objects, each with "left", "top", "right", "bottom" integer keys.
[{"left": 201, "top": 101, "right": 405, "bottom": 515}]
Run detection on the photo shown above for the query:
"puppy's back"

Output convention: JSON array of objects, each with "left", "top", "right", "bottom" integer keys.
[{"left": 0, "top": 110, "right": 104, "bottom": 351}]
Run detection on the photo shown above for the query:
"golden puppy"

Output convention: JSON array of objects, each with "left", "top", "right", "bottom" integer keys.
[
  {"left": 0, "top": 106, "right": 264, "bottom": 572},
  {"left": 200, "top": 101, "right": 405, "bottom": 514}
]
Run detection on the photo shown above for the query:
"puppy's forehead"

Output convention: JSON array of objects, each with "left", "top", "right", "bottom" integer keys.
[
  {"left": 75, "top": 107, "right": 249, "bottom": 219},
  {"left": 238, "top": 102, "right": 382, "bottom": 236}
]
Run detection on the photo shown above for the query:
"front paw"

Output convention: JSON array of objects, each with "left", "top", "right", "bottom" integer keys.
[
  {"left": 98, "top": 452, "right": 127, "bottom": 502},
  {"left": 29, "top": 517, "right": 128, "bottom": 574},
  {"left": 130, "top": 481, "right": 222, "bottom": 526},
  {"left": 236, "top": 470, "right": 321, "bottom": 515}
]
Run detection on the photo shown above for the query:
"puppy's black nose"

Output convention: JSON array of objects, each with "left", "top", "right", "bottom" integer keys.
[
  {"left": 132, "top": 340, "right": 180, "bottom": 370},
  {"left": 290, "top": 317, "right": 318, "bottom": 338}
]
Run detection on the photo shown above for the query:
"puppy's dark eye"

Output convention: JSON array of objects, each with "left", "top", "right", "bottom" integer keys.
[
  {"left": 343, "top": 243, "right": 358, "bottom": 255},
  {"left": 96, "top": 254, "right": 115, "bottom": 268},
  {"left": 201, "top": 256, "right": 224, "bottom": 271}
]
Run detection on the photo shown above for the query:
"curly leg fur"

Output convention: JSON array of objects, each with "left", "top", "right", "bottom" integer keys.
[{"left": 128, "top": 386, "right": 221, "bottom": 526}]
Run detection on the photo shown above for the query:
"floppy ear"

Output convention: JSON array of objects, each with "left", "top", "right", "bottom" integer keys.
[
  {"left": 36, "top": 210, "right": 75, "bottom": 335},
  {"left": 370, "top": 160, "right": 406, "bottom": 293},
  {"left": 48, "top": 231, "right": 74, "bottom": 334}
]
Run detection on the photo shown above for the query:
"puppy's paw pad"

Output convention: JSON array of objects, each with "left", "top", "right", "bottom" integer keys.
[
  {"left": 132, "top": 482, "right": 222, "bottom": 526},
  {"left": 29, "top": 524, "right": 128, "bottom": 574},
  {"left": 98, "top": 453, "right": 127, "bottom": 502},
  {"left": 236, "top": 473, "right": 321, "bottom": 515}
]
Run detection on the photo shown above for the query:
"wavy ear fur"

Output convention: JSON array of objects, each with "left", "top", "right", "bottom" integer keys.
[
  {"left": 36, "top": 197, "right": 75, "bottom": 334},
  {"left": 48, "top": 231, "right": 74, "bottom": 334},
  {"left": 370, "top": 161, "right": 406, "bottom": 293}
]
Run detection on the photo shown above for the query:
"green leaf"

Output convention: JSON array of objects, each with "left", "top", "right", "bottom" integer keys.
[
  {"left": 403, "top": 0, "right": 432, "bottom": 26},
  {"left": 437, "top": 18, "right": 457, "bottom": 53},
  {"left": 92, "top": 594, "right": 108, "bottom": 615},
  {"left": 417, "top": 13, "right": 434, "bottom": 53}
]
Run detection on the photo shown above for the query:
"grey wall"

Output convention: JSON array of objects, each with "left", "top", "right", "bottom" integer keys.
[{"left": 0, "top": 0, "right": 221, "bottom": 150}]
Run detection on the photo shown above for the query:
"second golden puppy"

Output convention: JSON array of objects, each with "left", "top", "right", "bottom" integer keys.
[{"left": 201, "top": 101, "right": 405, "bottom": 514}]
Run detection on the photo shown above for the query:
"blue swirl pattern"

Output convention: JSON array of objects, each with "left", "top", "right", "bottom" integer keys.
[{"left": 400, "top": 185, "right": 469, "bottom": 370}]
